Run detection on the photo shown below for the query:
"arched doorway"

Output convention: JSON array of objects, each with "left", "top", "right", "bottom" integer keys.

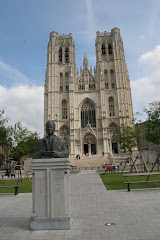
[
  {"left": 83, "top": 133, "right": 96, "bottom": 155},
  {"left": 112, "top": 136, "right": 118, "bottom": 154},
  {"left": 108, "top": 123, "right": 118, "bottom": 154}
]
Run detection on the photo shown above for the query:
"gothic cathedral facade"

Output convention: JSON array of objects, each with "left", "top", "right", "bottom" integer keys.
[{"left": 44, "top": 28, "right": 134, "bottom": 157}]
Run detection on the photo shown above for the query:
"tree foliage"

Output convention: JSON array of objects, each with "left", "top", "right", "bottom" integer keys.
[
  {"left": 135, "top": 123, "right": 147, "bottom": 151},
  {"left": 116, "top": 125, "right": 137, "bottom": 155},
  {"left": 0, "top": 109, "right": 12, "bottom": 158},
  {"left": 144, "top": 101, "right": 160, "bottom": 145},
  {"left": 117, "top": 101, "right": 160, "bottom": 156},
  {"left": 10, "top": 122, "right": 39, "bottom": 161},
  {"left": 0, "top": 108, "right": 39, "bottom": 162}
]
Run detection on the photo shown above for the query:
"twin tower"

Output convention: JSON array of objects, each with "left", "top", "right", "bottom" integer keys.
[{"left": 44, "top": 28, "right": 134, "bottom": 157}]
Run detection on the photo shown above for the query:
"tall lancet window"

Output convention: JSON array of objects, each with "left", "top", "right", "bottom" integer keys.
[
  {"left": 65, "top": 72, "right": 69, "bottom": 91},
  {"left": 81, "top": 101, "right": 96, "bottom": 128},
  {"left": 108, "top": 43, "right": 113, "bottom": 54},
  {"left": 109, "top": 97, "right": 115, "bottom": 117},
  {"left": 110, "top": 70, "right": 116, "bottom": 89},
  {"left": 59, "top": 47, "right": 62, "bottom": 63},
  {"left": 60, "top": 73, "right": 63, "bottom": 91},
  {"left": 101, "top": 43, "right": 106, "bottom": 54},
  {"left": 62, "top": 100, "right": 67, "bottom": 119},
  {"left": 65, "top": 47, "right": 69, "bottom": 63},
  {"left": 104, "top": 70, "right": 109, "bottom": 89}
]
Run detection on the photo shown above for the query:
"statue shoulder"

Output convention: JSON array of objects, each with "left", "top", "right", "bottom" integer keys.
[
  {"left": 54, "top": 135, "right": 63, "bottom": 142},
  {"left": 37, "top": 137, "right": 47, "bottom": 144},
  {"left": 54, "top": 135, "right": 65, "bottom": 145}
]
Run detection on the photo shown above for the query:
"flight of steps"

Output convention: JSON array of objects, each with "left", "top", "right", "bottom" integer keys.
[
  {"left": 69, "top": 152, "right": 142, "bottom": 168},
  {"left": 69, "top": 155, "right": 112, "bottom": 168}
]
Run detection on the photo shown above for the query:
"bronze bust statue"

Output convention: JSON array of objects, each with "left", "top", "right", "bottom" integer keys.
[{"left": 33, "top": 120, "right": 69, "bottom": 159}]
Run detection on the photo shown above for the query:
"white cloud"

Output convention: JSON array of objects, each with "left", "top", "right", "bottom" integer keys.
[
  {"left": 0, "top": 84, "right": 44, "bottom": 136},
  {"left": 139, "top": 45, "right": 160, "bottom": 67},
  {"left": 0, "top": 58, "right": 31, "bottom": 85},
  {"left": 131, "top": 45, "right": 160, "bottom": 116}
]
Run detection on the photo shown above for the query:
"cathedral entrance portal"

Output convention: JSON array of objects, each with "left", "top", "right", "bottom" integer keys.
[
  {"left": 91, "top": 144, "right": 96, "bottom": 154},
  {"left": 112, "top": 142, "right": 118, "bottom": 154},
  {"left": 83, "top": 133, "right": 96, "bottom": 155},
  {"left": 84, "top": 144, "right": 88, "bottom": 155}
]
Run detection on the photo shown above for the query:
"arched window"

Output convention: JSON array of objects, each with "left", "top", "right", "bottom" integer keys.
[
  {"left": 104, "top": 70, "right": 109, "bottom": 89},
  {"left": 108, "top": 122, "right": 118, "bottom": 133},
  {"left": 101, "top": 44, "right": 106, "bottom": 54},
  {"left": 59, "top": 47, "right": 62, "bottom": 63},
  {"left": 65, "top": 72, "right": 69, "bottom": 91},
  {"left": 108, "top": 43, "right": 113, "bottom": 54},
  {"left": 60, "top": 73, "right": 63, "bottom": 91},
  {"left": 82, "top": 84, "right": 85, "bottom": 90},
  {"left": 62, "top": 100, "right": 67, "bottom": 119},
  {"left": 81, "top": 101, "right": 96, "bottom": 128},
  {"left": 109, "top": 97, "right": 115, "bottom": 117},
  {"left": 65, "top": 47, "right": 69, "bottom": 63},
  {"left": 110, "top": 70, "right": 116, "bottom": 89}
]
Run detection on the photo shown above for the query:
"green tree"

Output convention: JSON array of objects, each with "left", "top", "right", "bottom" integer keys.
[
  {"left": 116, "top": 125, "right": 137, "bottom": 156},
  {"left": 10, "top": 122, "right": 39, "bottom": 161},
  {"left": 0, "top": 109, "right": 12, "bottom": 160},
  {"left": 144, "top": 101, "right": 160, "bottom": 145}
]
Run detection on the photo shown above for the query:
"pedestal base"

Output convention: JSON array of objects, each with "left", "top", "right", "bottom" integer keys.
[
  {"left": 30, "top": 158, "right": 71, "bottom": 230},
  {"left": 30, "top": 216, "right": 72, "bottom": 230}
]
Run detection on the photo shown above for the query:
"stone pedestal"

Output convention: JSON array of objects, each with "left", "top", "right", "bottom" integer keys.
[{"left": 30, "top": 158, "right": 71, "bottom": 230}]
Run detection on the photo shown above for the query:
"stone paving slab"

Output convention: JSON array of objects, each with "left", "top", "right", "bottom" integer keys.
[{"left": 0, "top": 172, "right": 160, "bottom": 239}]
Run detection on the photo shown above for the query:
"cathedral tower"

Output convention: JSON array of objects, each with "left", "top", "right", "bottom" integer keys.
[{"left": 44, "top": 28, "right": 134, "bottom": 157}]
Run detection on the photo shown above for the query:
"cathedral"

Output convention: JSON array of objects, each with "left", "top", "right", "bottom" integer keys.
[{"left": 44, "top": 28, "right": 134, "bottom": 157}]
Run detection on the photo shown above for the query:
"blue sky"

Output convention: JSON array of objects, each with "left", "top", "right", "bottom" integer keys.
[{"left": 0, "top": 0, "right": 160, "bottom": 135}]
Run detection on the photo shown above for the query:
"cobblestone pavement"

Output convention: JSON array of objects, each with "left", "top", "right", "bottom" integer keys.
[{"left": 0, "top": 172, "right": 160, "bottom": 240}]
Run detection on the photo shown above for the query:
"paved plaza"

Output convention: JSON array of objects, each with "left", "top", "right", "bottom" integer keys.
[{"left": 0, "top": 171, "right": 160, "bottom": 240}]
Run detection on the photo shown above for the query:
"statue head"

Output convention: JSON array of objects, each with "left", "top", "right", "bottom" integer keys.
[{"left": 46, "top": 120, "right": 55, "bottom": 136}]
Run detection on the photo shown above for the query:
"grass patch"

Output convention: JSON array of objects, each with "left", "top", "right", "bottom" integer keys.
[
  {"left": 0, "top": 178, "right": 32, "bottom": 194},
  {"left": 100, "top": 172, "right": 160, "bottom": 190}
]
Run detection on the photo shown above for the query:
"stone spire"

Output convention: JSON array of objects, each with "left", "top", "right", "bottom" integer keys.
[{"left": 83, "top": 52, "right": 88, "bottom": 69}]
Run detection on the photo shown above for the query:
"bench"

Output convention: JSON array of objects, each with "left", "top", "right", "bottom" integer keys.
[
  {"left": 1, "top": 170, "right": 15, "bottom": 178},
  {"left": 123, "top": 172, "right": 160, "bottom": 192},
  {"left": 0, "top": 178, "right": 22, "bottom": 195}
]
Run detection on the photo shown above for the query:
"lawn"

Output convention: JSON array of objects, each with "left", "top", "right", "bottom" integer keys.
[
  {"left": 0, "top": 178, "right": 32, "bottom": 194},
  {"left": 100, "top": 172, "right": 160, "bottom": 190}
]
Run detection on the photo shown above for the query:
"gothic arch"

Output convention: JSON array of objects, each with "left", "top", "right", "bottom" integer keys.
[
  {"left": 108, "top": 122, "right": 118, "bottom": 133},
  {"left": 108, "top": 43, "right": 113, "bottom": 54},
  {"left": 109, "top": 97, "right": 115, "bottom": 117},
  {"left": 59, "top": 125, "right": 70, "bottom": 152},
  {"left": 65, "top": 47, "right": 69, "bottom": 63},
  {"left": 110, "top": 70, "right": 116, "bottom": 88},
  {"left": 59, "top": 124, "right": 70, "bottom": 137},
  {"left": 80, "top": 98, "right": 96, "bottom": 128},
  {"left": 111, "top": 135, "right": 118, "bottom": 154},
  {"left": 104, "top": 70, "right": 109, "bottom": 89},
  {"left": 59, "top": 47, "right": 62, "bottom": 63},
  {"left": 60, "top": 73, "right": 63, "bottom": 91},
  {"left": 108, "top": 123, "right": 118, "bottom": 154},
  {"left": 101, "top": 43, "right": 106, "bottom": 54},
  {"left": 82, "top": 133, "right": 97, "bottom": 155},
  {"left": 62, "top": 99, "right": 67, "bottom": 119},
  {"left": 65, "top": 72, "right": 69, "bottom": 91}
]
